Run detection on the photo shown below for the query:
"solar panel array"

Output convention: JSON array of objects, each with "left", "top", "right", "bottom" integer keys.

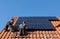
[{"left": 14, "top": 17, "right": 57, "bottom": 30}]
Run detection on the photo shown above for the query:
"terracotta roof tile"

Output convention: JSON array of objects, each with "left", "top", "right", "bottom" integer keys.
[{"left": 0, "top": 17, "right": 60, "bottom": 39}]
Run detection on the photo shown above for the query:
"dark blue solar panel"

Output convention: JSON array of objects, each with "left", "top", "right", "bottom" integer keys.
[{"left": 14, "top": 17, "right": 57, "bottom": 30}]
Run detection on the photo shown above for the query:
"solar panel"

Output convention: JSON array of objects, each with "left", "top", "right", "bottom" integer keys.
[{"left": 14, "top": 17, "right": 57, "bottom": 30}]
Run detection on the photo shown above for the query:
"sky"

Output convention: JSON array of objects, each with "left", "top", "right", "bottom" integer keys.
[{"left": 0, "top": 0, "right": 60, "bottom": 31}]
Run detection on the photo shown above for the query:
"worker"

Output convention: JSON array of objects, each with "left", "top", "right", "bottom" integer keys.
[
  {"left": 19, "top": 21, "right": 28, "bottom": 35},
  {"left": 5, "top": 19, "right": 14, "bottom": 32}
]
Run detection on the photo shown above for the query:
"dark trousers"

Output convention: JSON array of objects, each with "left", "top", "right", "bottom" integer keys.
[
  {"left": 20, "top": 26, "right": 26, "bottom": 35},
  {"left": 20, "top": 29, "right": 24, "bottom": 35},
  {"left": 24, "top": 26, "right": 26, "bottom": 34},
  {"left": 5, "top": 25, "right": 9, "bottom": 31},
  {"left": 5, "top": 25, "right": 13, "bottom": 31}
]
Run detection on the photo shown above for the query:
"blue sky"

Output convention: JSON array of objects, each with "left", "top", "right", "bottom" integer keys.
[{"left": 0, "top": 0, "right": 60, "bottom": 31}]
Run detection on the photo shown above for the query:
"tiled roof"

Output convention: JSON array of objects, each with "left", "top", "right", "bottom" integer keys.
[{"left": 0, "top": 17, "right": 60, "bottom": 39}]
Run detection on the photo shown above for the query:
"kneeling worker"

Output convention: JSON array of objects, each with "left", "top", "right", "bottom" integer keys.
[{"left": 5, "top": 19, "right": 14, "bottom": 32}]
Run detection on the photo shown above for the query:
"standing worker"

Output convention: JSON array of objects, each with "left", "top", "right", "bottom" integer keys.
[{"left": 19, "top": 21, "right": 28, "bottom": 35}]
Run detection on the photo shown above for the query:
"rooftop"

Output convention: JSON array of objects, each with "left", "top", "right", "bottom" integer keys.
[{"left": 0, "top": 17, "right": 60, "bottom": 39}]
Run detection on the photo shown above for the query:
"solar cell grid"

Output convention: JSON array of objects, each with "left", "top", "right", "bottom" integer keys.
[{"left": 14, "top": 17, "right": 56, "bottom": 30}]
